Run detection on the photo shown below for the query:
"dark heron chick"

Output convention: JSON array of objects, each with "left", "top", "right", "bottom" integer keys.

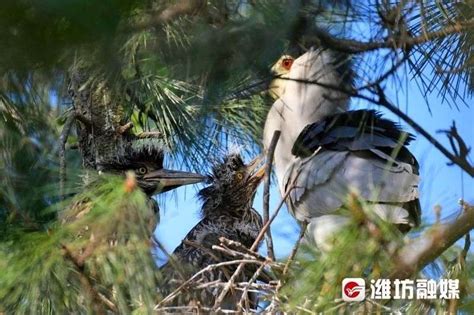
[
  {"left": 159, "top": 153, "right": 265, "bottom": 311},
  {"left": 61, "top": 142, "right": 205, "bottom": 225},
  {"left": 99, "top": 143, "right": 206, "bottom": 197}
]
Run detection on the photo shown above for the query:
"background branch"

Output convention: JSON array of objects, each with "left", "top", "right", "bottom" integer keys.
[
  {"left": 310, "top": 19, "right": 474, "bottom": 54},
  {"left": 388, "top": 202, "right": 474, "bottom": 279}
]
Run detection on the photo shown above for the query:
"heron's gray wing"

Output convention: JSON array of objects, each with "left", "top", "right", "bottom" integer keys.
[
  {"left": 292, "top": 109, "right": 415, "bottom": 158},
  {"left": 286, "top": 110, "right": 420, "bottom": 226}
]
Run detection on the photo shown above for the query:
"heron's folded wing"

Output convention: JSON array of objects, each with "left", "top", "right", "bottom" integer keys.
[
  {"left": 286, "top": 109, "right": 420, "bottom": 225},
  {"left": 292, "top": 109, "right": 414, "bottom": 158},
  {"left": 287, "top": 152, "right": 420, "bottom": 224}
]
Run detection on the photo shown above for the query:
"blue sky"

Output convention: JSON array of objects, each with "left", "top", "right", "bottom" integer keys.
[{"left": 154, "top": 70, "right": 474, "bottom": 266}]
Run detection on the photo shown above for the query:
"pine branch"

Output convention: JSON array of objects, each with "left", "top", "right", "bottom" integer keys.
[
  {"left": 309, "top": 19, "right": 474, "bottom": 54},
  {"left": 368, "top": 85, "right": 474, "bottom": 177},
  {"left": 131, "top": 0, "right": 207, "bottom": 31},
  {"left": 388, "top": 202, "right": 474, "bottom": 279},
  {"left": 61, "top": 244, "right": 117, "bottom": 314}
]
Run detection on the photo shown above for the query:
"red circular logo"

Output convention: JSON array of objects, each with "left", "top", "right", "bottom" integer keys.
[{"left": 344, "top": 281, "right": 361, "bottom": 298}]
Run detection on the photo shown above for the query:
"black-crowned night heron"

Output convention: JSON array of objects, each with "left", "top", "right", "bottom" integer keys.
[
  {"left": 263, "top": 49, "right": 420, "bottom": 252},
  {"left": 100, "top": 143, "right": 205, "bottom": 197},
  {"left": 61, "top": 141, "right": 205, "bottom": 224},
  {"left": 159, "top": 153, "right": 265, "bottom": 310},
  {"left": 269, "top": 55, "right": 294, "bottom": 100}
]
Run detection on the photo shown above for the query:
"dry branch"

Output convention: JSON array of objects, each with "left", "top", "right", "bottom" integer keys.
[
  {"left": 213, "top": 182, "right": 298, "bottom": 310},
  {"left": 59, "top": 111, "right": 77, "bottom": 199},
  {"left": 388, "top": 202, "right": 474, "bottom": 279},
  {"left": 117, "top": 122, "right": 133, "bottom": 134},
  {"left": 218, "top": 237, "right": 270, "bottom": 263},
  {"left": 279, "top": 76, "right": 474, "bottom": 177},
  {"left": 369, "top": 86, "right": 474, "bottom": 177},
  {"left": 263, "top": 130, "right": 281, "bottom": 261},
  {"left": 156, "top": 259, "right": 266, "bottom": 308},
  {"left": 283, "top": 221, "right": 308, "bottom": 276}
]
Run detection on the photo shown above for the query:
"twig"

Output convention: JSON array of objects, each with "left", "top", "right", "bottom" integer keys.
[
  {"left": 437, "top": 121, "right": 472, "bottom": 167},
  {"left": 137, "top": 131, "right": 162, "bottom": 138},
  {"left": 156, "top": 259, "right": 265, "bottom": 308},
  {"left": 237, "top": 262, "right": 268, "bottom": 312},
  {"left": 266, "top": 221, "right": 308, "bottom": 313},
  {"left": 155, "top": 305, "right": 240, "bottom": 314},
  {"left": 218, "top": 238, "right": 263, "bottom": 259},
  {"left": 370, "top": 86, "right": 474, "bottom": 177},
  {"left": 283, "top": 221, "right": 308, "bottom": 276},
  {"left": 213, "top": 183, "right": 297, "bottom": 310},
  {"left": 212, "top": 245, "right": 260, "bottom": 261},
  {"left": 280, "top": 73, "right": 474, "bottom": 176},
  {"left": 309, "top": 19, "right": 474, "bottom": 54},
  {"left": 357, "top": 53, "right": 409, "bottom": 90},
  {"left": 117, "top": 122, "right": 133, "bottom": 134},
  {"left": 218, "top": 238, "right": 275, "bottom": 266},
  {"left": 449, "top": 211, "right": 471, "bottom": 314},
  {"left": 59, "top": 111, "right": 76, "bottom": 200},
  {"left": 263, "top": 130, "right": 281, "bottom": 261},
  {"left": 388, "top": 202, "right": 474, "bottom": 279}
]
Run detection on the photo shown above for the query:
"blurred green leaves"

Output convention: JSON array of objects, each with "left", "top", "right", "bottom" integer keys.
[
  {"left": 0, "top": 0, "right": 145, "bottom": 73},
  {"left": 0, "top": 175, "right": 159, "bottom": 314}
]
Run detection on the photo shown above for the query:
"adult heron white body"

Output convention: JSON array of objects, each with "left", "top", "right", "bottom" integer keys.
[{"left": 263, "top": 49, "right": 420, "bottom": 251}]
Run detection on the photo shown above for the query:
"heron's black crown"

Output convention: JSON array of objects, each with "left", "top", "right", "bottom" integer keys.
[{"left": 97, "top": 139, "right": 204, "bottom": 195}]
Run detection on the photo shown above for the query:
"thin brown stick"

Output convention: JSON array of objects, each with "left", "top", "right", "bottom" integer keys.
[
  {"left": 212, "top": 245, "right": 261, "bottom": 261},
  {"left": 59, "top": 111, "right": 76, "bottom": 200},
  {"left": 370, "top": 86, "right": 474, "bottom": 177},
  {"left": 237, "top": 262, "right": 267, "bottom": 312},
  {"left": 155, "top": 305, "right": 238, "bottom": 314},
  {"left": 156, "top": 259, "right": 265, "bottom": 308},
  {"left": 283, "top": 221, "right": 308, "bottom": 276},
  {"left": 117, "top": 122, "right": 133, "bottom": 134},
  {"left": 218, "top": 237, "right": 265, "bottom": 260},
  {"left": 267, "top": 221, "right": 308, "bottom": 313},
  {"left": 213, "top": 183, "right": 297, "bottom": 310},
  {"left": 137, "top": 131, "right": 162, "bottom": 138},
  {"left": 263, "top": 130, "right": 281, "bottom": 261}
]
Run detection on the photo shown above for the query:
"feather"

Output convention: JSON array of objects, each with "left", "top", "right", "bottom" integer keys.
[
  {"left": 287, "top": 152, "right": 420, "bottom": 224},
  {"left": 292, "top": 109, "right": 415, "bottom": 158}
]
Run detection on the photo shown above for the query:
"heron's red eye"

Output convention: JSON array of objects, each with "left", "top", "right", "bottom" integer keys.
[{"left": 282, "top": 58, "right": 294, "bottom": 70}]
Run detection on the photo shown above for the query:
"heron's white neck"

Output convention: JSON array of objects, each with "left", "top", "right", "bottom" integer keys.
[{"left": 263, "top": 49, "right": 350, "bottom": 193}]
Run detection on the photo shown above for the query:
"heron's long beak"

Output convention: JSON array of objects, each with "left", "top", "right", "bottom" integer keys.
[
  {"left": 143, "top": 169, "right": 206, "bottom": 192},
  {"left": 247, "top": 155, "right": 266, "bottom": 182}
]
